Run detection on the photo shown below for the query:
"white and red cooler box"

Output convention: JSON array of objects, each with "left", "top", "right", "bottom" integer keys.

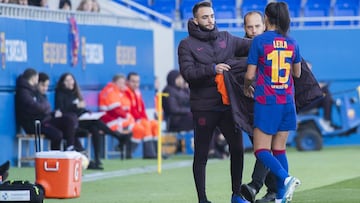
[{"left": 35, "top": 151, "right": 82, "bottom": 199}]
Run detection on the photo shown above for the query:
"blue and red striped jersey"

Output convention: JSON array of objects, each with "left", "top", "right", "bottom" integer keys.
[{"left": 247, "top": 31, "right": 301, "bottom": 104}]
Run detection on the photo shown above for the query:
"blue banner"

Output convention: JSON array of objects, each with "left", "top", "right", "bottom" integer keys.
[{"left": 0, "top": 17, "right": 154, "bottom": 89}]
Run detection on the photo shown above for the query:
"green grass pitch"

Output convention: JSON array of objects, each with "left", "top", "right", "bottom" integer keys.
[{"left": 6, "top": 146, "right": 360, "bottom": 203}]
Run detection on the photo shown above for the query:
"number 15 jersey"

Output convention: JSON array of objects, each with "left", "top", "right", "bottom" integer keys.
[{"left": 247, "top": 30, "right": 301, "bottom": 105}]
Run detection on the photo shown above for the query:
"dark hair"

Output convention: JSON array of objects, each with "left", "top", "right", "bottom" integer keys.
[
  {"left": 112, "top": 74, "right": 126, "bottom": 83},
  {"left": 38, "top": 72, "right": 49, "bottom": 83},
  {"left": 55, "top": 73, "right": 83, "bottom": 100},
  {"left": 59, "top": 0, "right": 71, "bottom": 9},
  {"left": 192, "top": 1, "right": 212, "bottom": 18},
  {"left": 243, "top": 11, "right": 264, "bottom": 26},
  {"left": 265, "top": 2, "right": 290, "bottom": 36},
  {"left": 22, "top": 68, "right": 37, "bottom": 81},
  {"left": 127, "top": 72, "right": 139, "bottom": 80}
]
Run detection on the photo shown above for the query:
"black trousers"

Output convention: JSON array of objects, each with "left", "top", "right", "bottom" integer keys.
[
  {"left": 79, "top": 119, "right": 121, "bottom": 164},
  {"left": 192, "top": 109, "right": 244, "bottom": 201},
  {"left": 249, "top": 159, "right": 277, "bottom": 194},
  {"left": 42, "top": 113, "right": 78, "bottom": 150},
  {"left": 320, "top": 85, "right": 333, "bottom": 121},
  {"left": 247, "top": 135, "right": 277, "bottom": 194}
]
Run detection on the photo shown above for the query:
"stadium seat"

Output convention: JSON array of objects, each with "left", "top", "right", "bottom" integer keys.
[
  {"left": 214, "top": 7, "right": 237, "bottom": 28},
  {"left": 180, "top": 0, "right": 237, "bottom": 22},
  {"left": 180, "top": 0, "right": 194, "bottom": 21},
  {"left": 181, "top": 7, "right": 193, "bottom": 21},
  {"left": 283, "top": 0, "right": 302, "bottom": 17},
  {"left": 285, "top": 0, "right": 302, "bottom": 27},
  {"left": 241, "top": 0, "right": 267, "bottom": 16},
  {"left": 333, "top": 0, "right": 360, "bottom": 25},
  {"left": 151, "top": 0, "right": 176, "bottom": 19},
  {"left": 212, "top": 0, "right": 236, "bottom": 7},
  {"left": 303, "top": 0, "right": 331, "bottom": 26}
]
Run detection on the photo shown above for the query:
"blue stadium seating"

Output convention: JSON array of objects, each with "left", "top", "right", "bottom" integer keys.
[
  {"left": 180, "top": 7, "right": 193, "bottom": 21},
  {"left": 212, "top": 0, "right": 237, "bottom": 28},
  {"left": 180, "top": 0, "right": 194, "bottom": 21},
  {"left": 303, "top": 0, "right": 331, "bottom": 26},
  {"left": 151, "top": 0, "right": 176, "bottom": 19},
  {"left": 281, "top": 0, "right": 303, "bottom": 26},
  {"left": 116, "top": 0, "right": 360, "bottom": 28},
  {"left": 241, "top": 0, "right": 267, "bottom": 16},
  {"left": 214, "top": 7, "right": 237, "bottom": 28},
  {"left": 284, "top": 0, "right": 302, "bottom": 17},
  {"left": 333, "top": 0, "right": 360, "bottom": 25}
]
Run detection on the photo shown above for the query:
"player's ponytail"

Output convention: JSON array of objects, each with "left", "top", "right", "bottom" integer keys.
[{"left": 265, "top": 2, "right": 290, "bottom": 36}]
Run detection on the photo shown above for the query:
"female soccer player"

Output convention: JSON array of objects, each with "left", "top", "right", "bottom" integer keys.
[{"left": 244, "top": 2, "right": 302, "bottom": 203}]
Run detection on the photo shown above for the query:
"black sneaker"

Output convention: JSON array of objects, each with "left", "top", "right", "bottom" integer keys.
[
  {"left": 240, "top": 184, "right": 257, "bottom": 203},
  {"left": 255, "top": 191, "right": 276, "bottom": 203},
  {"left": 87, "top": 161, "right": 104, "bottom": 170}
]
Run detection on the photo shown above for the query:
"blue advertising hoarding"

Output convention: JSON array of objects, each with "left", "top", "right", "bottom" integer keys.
[{"left": 0, "top": 17, "right": 155, "bottom": 163}]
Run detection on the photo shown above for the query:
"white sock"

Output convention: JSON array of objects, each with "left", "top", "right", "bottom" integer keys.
[{"left": 66, "top": 145, "right": 74, "bottom": 151}]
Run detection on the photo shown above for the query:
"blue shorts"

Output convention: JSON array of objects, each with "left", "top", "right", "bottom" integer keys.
[{"left": 254, "top": 102, "right": 297, "bottom": 135}]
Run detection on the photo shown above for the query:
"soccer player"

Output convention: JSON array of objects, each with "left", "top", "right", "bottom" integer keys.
[{"left": 243, "top": 2, "right": 302, "bottom": 203}]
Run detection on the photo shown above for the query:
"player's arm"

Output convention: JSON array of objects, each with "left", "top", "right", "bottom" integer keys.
[
  {"left": 244, "top": 64, "right": 256, "bottom": 98},
  {"left": 292, "top": 62, "right": 301, "bottom": 78}
]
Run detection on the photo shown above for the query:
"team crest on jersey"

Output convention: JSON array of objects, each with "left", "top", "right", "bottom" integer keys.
[{"left": 218, "top": 40, "right": 226, "bottom": 49}]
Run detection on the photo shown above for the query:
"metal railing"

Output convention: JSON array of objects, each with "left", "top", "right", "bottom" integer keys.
[
  {"left": 114, "top": 0, "right": 173, "bottom": 27},
  {"left": 1, "top": 3, "right": 360, "bottom": 30},
  {"left": 175, "top": 15, "right": 360, "bottom": 30},
  {"left": 0, "top": 3, "right": 151, "bottom": 29}
]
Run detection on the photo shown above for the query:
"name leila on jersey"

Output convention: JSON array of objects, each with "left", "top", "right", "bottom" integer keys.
[
  {"left": 273, "top": 40, "right": 287, "bottom": 49},
  {"left": 272, "top": 39, "right": 289, "bottom": 90}
]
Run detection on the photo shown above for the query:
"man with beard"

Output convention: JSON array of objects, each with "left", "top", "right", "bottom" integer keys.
[{"left": 177, "top": 1, "right": 251, "bottom": 202}]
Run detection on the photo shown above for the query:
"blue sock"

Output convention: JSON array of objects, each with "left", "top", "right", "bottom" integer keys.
[
  {"left": 273, "top": 149, "right": 288, "bottom": 172},
  {"left": 255, "top": 149, "right": 288, "bottom": 182},
  {"left": 273, "top": 149, "right": 288, "bottom": 199}
]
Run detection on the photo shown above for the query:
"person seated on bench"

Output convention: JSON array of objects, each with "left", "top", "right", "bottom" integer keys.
[
  {"left": 99, "top": 74, "right": 157, "bottom": 159},
  {"left": 15, "top": 68, "right": 78, "bottom": 151},
  {"left": 55, "top": 73, "right": 130, "bottom": 169},
  {"left": 38, "top": 72, "right": 87, "bottom": 152},
  {"left": 304, "top": 61, "right": 335, "bottom": 131},
  {"left": 162, "top": 70, "right": 193, "bottom": 153},
  {"left": 0, "top": 160, "right": 10, "bottom": 181},
  {"left": 125, "top": 72, "right": 160, "bottom": 159},
  {"left": 162, "top": 70, "right": 193, "bottom": 132}
]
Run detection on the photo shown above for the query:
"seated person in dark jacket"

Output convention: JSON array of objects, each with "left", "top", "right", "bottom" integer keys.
[
  {"left": 38, "top": 72, "right": 86, "bottom": 152},
  {"left": 162, "top": 70, "right": 193, "bottom": 132},
  {"left": 302, "top": 61, "right": 335, "bottom": 131},
  {"left": 15, "top": 68, "right": 78, "bottom": 150},
  {"left": 162, "top": 70, "right": 194, "bottom": 153},
  {"left": 55, "top": 73, "right": 129, "bottom": 169},
  {"left": 0, "top": 160, "right": 10, "bottom": 181}
]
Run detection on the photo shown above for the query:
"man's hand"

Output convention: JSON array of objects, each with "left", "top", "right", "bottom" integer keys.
[
  {"left": 215, "top": 63, "right": 231, "bottom": 74},
  {"left": 244, "top": 85, "right": 254, "bottom": 98}
]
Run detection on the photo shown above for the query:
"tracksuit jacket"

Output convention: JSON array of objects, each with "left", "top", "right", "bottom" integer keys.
[
  {"left": 178, "top": 20, "right": 252, "bottom": 112},
  {"left": 221, "top": 58, "right": 323, "bottom": 134}
]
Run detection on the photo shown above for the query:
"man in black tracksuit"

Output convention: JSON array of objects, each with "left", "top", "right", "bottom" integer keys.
[{"left": 177, "top": 1, "right": 251, "bottom": 203}]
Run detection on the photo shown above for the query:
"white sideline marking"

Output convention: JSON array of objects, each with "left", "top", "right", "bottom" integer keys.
[{"left": 82, "top": 160, "right": 201, "bottom": 182}]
